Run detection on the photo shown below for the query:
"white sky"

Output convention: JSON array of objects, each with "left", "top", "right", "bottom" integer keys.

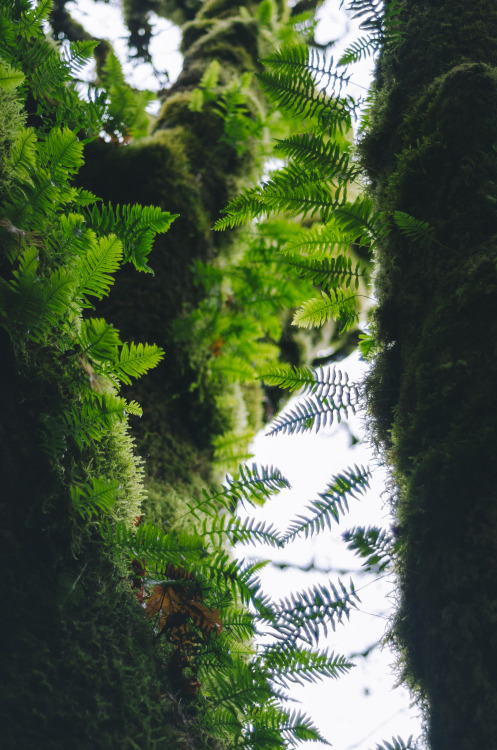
[{"left": 65, "top": 1, "right": 426, "bottom": 747}]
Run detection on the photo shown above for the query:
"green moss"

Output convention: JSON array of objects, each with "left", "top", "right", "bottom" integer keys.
[
  {"left": 361, "top": 3, "right": 497, "bottom": 747},
  {"left": 0, "top": 88, "right": 24, "bottom": 202}
]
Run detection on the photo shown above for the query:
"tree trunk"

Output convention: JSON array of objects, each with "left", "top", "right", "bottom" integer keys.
[{"left": 361, "top": 1, "right": 497, "bottom": 747}]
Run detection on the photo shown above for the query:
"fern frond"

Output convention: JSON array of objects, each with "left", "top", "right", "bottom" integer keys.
[
  {"left": 199, "top": 514, "right": 283, "bottom": 549},
  {"left": 259, "top": 364, "right": 360, "bottom": 400},
  {"left": 7, "top": 127, "right": 37, "bottom": 178},
  {"left": 113, "top": 341, "right": 165, "bottom": 385},
  {"left": 210, "top": 353, "right": 255, "bottom": 383},
  {"left": 185, "top": 464, "right": 290, "bottom": 520},
  {"left": 338, "top": 34, "right": 381, "bottom": 65},
  {"left": 280, "top": 221, "right": 355, "bottom": 258},
  {"left": 283, "top": 253, "right": 367, "bottom": 289},
  {"left": 284, "top": 465, "right": 371, "bottom": 541},
  {"left": 393, "top": 210, "right": 435, "bottom": 244},
  {"left": 261, "top": 44, "right": 352, "bottom": 96},
  {"left": 343, "top": 525, "right": 398, "bottom": 572},
  {"left": 70, "top": 477, "right": 120, "bottom": 517},
  {"left": 76, "top": 234, "right": 123, "bottom": 307},
  {"left": 266, "top": 388, "right": 359, "bottom": 437},
  {"left": 260, "top": 643, "right": 353, "bottom": 687},
  {"left": 270, "top": 579, "right": 360, "bottom": 645},
  {"left": 106, "top": 521, "right": 206, "bottom": 564},
  {"left": 247, "top": 702, "right": 329, "bottom": 746},
  {"left": 78, "top": 317, "right": 121, "bottom": 362},
  {"left": 274, "top": 133, "right": 359, "bottom": 181},
  {"left": 333, "top": 196, "right": 384, "bottom": 247},
  {"left": 85, "top": 203, "right": 178, "bottom": 272},
  {"left": 41, "top": 127, "right": 84, "bottom": 183},
  {"left": 258, "top": 68, "right": 354, "bottom": 132},
  {"left": 0, "top": 61, "right": 25, "bottom": 92},
  {"left": 371, "top": 737, "right": 415, "bottom": 750},
  {"left": 292, "top": 289, "right": 358, "bottom": 331},
  {"left": 212, "top": 429, "right": 255, "bottom": 470},
  {"left": 219, "top": 608, "right": 257, "bottom": 641}
]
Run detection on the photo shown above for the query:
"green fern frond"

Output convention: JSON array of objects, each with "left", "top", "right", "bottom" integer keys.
[
  {"left": 0, "top": 62, "right": 25, "bottom": 92},
  {"left": 274, "top": 133, "right": 359, "bottom": 181},
  {"left": 338, "top": 35, "right": 381, "bottom": 65},
  {"left": 85, "top": 202, "right": 178, "bottom": 273},
  {"left": 76, "top": 234, "right": 123, "bottom": 307},
  {"left": 7, "top": 127, "right": 37, "bottom": 178},
  {"left": 292, "top": 289, "right": 358, "bottom": 331},
  {"left": 220, "top": 608, "right": 257, "bottom": 641},
  {"left": 260, "top": 643, "right": 353, "bottom": 687},
  {"left": 210, "top": 353, "right": 255, "bottom": 383},
  {"left": 212, "top": 429, "right": 255, "bottom": 470},
  {"left": 283, "top": 253, "right": 367, "bottom": 289},
  {"left": 333, "top": 196, "right": 384, "bottom": 247},
  {"left": 280, "top": 221, "right": 355, "bottom": 257},
  {"left": 70, "top": 477, "right": 120, "bottom": 518},
  {"left": 185, "top": 464, "right": 290, "bottom": 520},
  {"left": 41, "top": 127, "right": 84, "bottom": 183},
  {"left": 64, "top": 393, "right": 129, "bottom": 449},
  {"left": 284, "top": 465, "right": 371, "bottom": 541},
  {"left": 198, "top": 514, "right": 283, "bottom": 549},
  {"left": 78, "top": 317, "right": 121, "bottom": 362},
  {"left": 258, "top": 68, "right": 353, "bottom": 132},
  {"left": 17, "top": 0, "right": 53, "bottom": 38},
  {"left": 61, "top": 39, "right": 98, "bottom": 76},
  {"left": 393, "top": 210, "right": 435, "bottom": 244},
  {"left": 271, "top": 579, "right": 360, "bottom": 645},
  {"left": 113, "top": 341, "right": 165, "bottom": 385},
  {"left": 266, "top": 387, "right": 359, "bottom": 437},
  {"left": 259, "top": 364, "right": 360, "bottom": 400},
  {"left": 247, "top": 702, "right": 330, "bottom": 746},
  {"left": 213, "top": 187, "right": 267, "bottom": 230},
  {"left": 106, "top": 521, "right": 206, "bottom": 565},
  {"left": 261, "top": 44, "right": 352, "bottom": 96},
  {"left": 343, "top": 525, "right": 398, "bottom": 572}
]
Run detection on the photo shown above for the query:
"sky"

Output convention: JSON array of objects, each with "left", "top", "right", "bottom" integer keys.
[{"left": 65, "top": 1, "right": 426, "bottom": 747}]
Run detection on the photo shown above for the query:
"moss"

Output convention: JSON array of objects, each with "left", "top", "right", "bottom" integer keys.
[
  {"left": 361, "top": 2, "right": 497, "bottom": 747},
  {"left": 0, "top": 88, "right": 24, "bottom": 202}
]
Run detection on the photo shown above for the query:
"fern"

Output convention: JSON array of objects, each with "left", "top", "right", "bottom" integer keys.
[
  {"left": 343, "top": 525, "right": 398, "bottom": 572},
  {"left": 70, "top": 477, "right": 120, "bottom": 518},
  {"left": 266, "top": 389, "right": 359, "bottom": 437},
  {"left": 292, "top": 289, "right": 359, "bottom": 331},
  {"left": 280, "top": 221, "right": 357, "bottom": 257},
  {"left": 113, "top": 341, "right": 165, "bottom": 385},
  {"left": 282, "top": 253, "right": 367, "bottom": 289},
  {"left": 392, "top": 210, "right": 435, "bottom": 244},
  {"left": 199, "top": 514, "right": 284, "bottom": 549},
  {"left": 259, "top": 363, "right": 360, "bottom": 399},
  {"left": 183, "top": 464, "right": 291, "bottom": 521},
  {"left": 274, "top": 134, "right": 359, "bottom": 181},
  {"left": 371, "top": 737, "right": 416, "bottom": 750},
  {"left": 284, "top": 465, "right": 372, "bottom": 541},
  {"left": 269, "top": 579, "right": 360, "bottom": 645},
  {"left": 0, "top": 61, "right": 25, "bottom": 92},
  {"left": 76, "top": 234, "right": 123, "bottom": 308},
  {"left": 259, "top": 643, "right": 353, "bottom": 687},
  {"left": 257, "top": 67, "right": 354, "bottom": 133},
  {"left": 85, "top": 202, "right": 178, "bottom": 273}
]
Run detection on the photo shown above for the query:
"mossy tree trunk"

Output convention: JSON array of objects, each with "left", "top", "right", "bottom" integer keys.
[
  {"left": 361, "top": 1, "right": 497, "bottom": 747},
  {"left": 75, "top": 0, "right": 298, "bottom": 488}
]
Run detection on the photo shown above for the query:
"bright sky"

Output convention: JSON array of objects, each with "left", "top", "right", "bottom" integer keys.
[
  {"left": 242, "top": 352, "right": 425, "bottom": 750},
  {"left": 66, "top": 1, "right": 426, "bottom": 747}
]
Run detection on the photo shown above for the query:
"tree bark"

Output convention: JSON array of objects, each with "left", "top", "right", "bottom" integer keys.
[{"left": 361, "top": 2, "right": 497, "bottom": 747}]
